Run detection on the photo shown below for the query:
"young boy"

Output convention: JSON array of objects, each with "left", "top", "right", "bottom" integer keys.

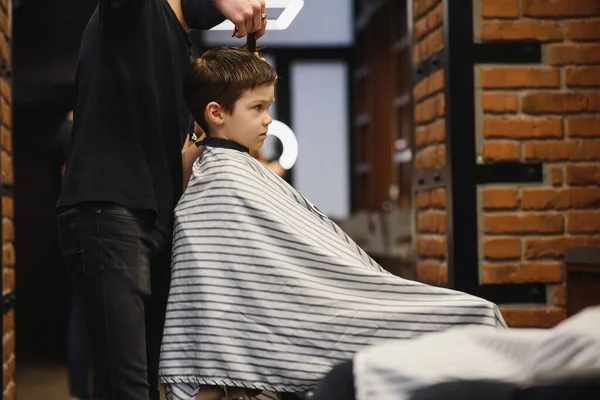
[{"left": 158, "top": 47, "right": 506, "bottom": 400}]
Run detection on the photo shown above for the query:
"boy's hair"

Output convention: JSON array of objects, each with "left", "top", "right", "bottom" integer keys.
[{"left": 183, "top": 47, "right": 279, "bottom": 134}]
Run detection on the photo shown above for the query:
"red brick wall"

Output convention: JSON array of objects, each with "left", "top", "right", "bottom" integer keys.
[
  {"left": 415, "top": 187, "right": 447, "bottom": 283},
  {"left": 412, "top": 0, "right": 448, "bottom": 285},
  {"left": 0, "top": 0, "right": 14, "bottom": 397},
  {"left": 476, "top": 0, "right": 600, "bottom": 328}
]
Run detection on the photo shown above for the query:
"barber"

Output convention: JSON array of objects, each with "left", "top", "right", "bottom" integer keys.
[{"left": 56, "top": 1, "right": 267, "bottom": 399}]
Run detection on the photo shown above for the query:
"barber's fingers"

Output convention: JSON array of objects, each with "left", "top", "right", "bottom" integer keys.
[
  {"left": 253, "top": 52, "right": 268, "bottom": 63},
  {"left": 243, "top": 0, "right": 261, "bottom": 36},
  {"left": 228, "top": 0, "right": 264, "bottom": 38},
  {"left": 182, "top": 136, "right": 193, "bottom": 153},
  {"left": 255, "top": 1, "right": 267, "bottom": 39},
  {"left": 234, "top": 19, "right": 266, "bottom": 39},
  {"left": 250, "top": 8, "right": 261, "bottom": 35},
  {"left": 234, "top": 25, "right": 247, "bottom": 38},
  {"left": 255, "top": 16, "right": 267, "bottom": 39}
]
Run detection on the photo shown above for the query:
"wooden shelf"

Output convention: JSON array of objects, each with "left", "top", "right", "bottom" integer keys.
[{"left": 352, "top": 0, "right": 412, "bottom": 211}]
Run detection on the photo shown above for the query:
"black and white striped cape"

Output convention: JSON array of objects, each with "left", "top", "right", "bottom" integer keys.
[{"left": 158, "top": 141, "right": 507, "bottom": 397}]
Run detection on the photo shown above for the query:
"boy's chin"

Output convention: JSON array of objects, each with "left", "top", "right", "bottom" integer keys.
[{"left": 248, "top": 142, "right": 265, "bottom": 152}]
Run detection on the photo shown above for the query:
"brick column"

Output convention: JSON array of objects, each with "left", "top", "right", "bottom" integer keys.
[
  {"left": 475, "top": 0, "right": 600, "bottom": 328},
  {"left": 0, "top": 0, "right": 14, "bottom": 398},
  {"left": 412, "top": 0, "right": 449, "bottom": 285}
]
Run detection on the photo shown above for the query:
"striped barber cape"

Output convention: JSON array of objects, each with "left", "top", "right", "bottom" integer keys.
[
  {"left": 353, "top": 306, "right": 600, "bottom": 400},
  {"left": 158, "top": 139, "right": 507, "bottom": 393}
]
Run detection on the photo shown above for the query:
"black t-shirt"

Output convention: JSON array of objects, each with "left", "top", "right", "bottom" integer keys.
[{"left": 57, "top": 0, "right": 223, "bottom": 233}]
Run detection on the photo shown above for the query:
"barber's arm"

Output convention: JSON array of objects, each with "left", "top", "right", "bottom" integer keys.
[
  {"left": 181, "top": 0, "right": 226, "bottom": 30},
  {"left": 100, "top": 0, "right": 225, "bottom": 31}
]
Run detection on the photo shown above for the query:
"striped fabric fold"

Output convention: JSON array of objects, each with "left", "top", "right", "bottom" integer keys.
[
  {"left": 158, "top": 146, "right": 506, "bottom": 394},
  {"left": 353, "top": 306, "right": 600, "bottom": 400}
]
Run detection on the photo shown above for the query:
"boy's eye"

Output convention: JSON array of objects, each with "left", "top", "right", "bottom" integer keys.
[{"left": 254, "top": 105, "right": 263, "bottom": 111}]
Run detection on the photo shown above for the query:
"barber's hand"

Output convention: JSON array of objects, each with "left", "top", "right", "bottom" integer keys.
[
  {"left": 181, "top": 135, "right": 193, "bottom": 153},
  {"left": 253, "top": 52, "right": 268, "bottom": 62},
  {"left": 213, "top": 0, "right": 266, "bottom": 39},
  {"left": 182, "top": 136, "right": 206, "bottom": 192}
]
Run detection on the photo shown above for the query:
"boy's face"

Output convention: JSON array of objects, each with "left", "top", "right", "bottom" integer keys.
[{"left": 221, "top": 84, "right": 275, "bottom": 151}]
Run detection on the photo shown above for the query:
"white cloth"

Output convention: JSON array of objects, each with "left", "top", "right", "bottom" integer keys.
[
  {"left": 158, "top": 145, "right": 506, "bottom": 393},
  {"left": 354, "top": 306, "right": 600, "bottom": 400}
]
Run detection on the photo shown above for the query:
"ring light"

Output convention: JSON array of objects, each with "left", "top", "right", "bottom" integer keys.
[
  {"left": 267, "top": 120, "right": 298, "bottom": 170},
  {"left": 210, "top": 0, "right": 305, "bottom": 31}
]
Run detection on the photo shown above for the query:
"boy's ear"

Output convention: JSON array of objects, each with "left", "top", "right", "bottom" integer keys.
[{"left": 205, "top": 102, "right": 224, "bottom": 126}]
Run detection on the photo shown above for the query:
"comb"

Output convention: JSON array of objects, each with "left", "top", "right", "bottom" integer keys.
[{"left": 246, "top": 33, "right": 257, "bottom": 53}]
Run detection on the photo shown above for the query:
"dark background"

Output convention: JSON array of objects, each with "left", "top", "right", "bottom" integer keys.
[{"left": 13, "top": 0, "right": 96, "bottom": 362}]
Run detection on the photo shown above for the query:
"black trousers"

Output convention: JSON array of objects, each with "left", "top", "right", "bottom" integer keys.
[
  {"left": 311, "top": 360, "right": 356, "bottom": 400},
  {"left": 57, "top": 202, "right": 170, "bottom": 400}
]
